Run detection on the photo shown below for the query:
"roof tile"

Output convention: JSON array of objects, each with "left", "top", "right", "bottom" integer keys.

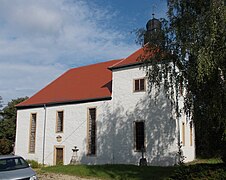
[{"left": 17, "top": 59, "right": 121, "bottom": 107}]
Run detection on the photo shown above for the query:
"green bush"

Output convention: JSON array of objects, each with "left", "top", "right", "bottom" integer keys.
[
  {"left": 169, "top": 163, "right": 226, "bottom": 180},
  {"left": 0, "top": 138, "right": 12, "bottom": 155},
  {"left": 221, "top": 138, "right": 226, "bottom": 163},
  {"left": 26, "top": 159, "right": 42, "bottom": 168},
  {"left": 221, "top": 153, "right": 226, "bottom": 163}
]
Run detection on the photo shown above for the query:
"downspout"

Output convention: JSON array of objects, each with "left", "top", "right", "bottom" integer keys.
[
  {"left": 111, "top": 73, "right": 115, "bottom": 164},
  {"left": 42, "top": 104, "right": 47, "bottom": 166},
  {"left": 177, "top": 114, "right": 180, "bottom": 164}
]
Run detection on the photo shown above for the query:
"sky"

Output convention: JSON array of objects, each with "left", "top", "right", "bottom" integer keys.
[{"left": 0, "top": 0, "right": 167, "bottom": 106}]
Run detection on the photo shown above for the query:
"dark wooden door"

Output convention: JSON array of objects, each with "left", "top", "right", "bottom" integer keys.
[{"left": 56, "top": 148, "right": 63, "bottom": 165}]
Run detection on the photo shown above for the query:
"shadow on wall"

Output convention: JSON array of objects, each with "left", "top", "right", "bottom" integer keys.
[{"left": 80, "top": 92, "right": 177, "bottom": 166}]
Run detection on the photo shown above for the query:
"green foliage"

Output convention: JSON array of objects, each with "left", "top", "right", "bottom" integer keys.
[
  {"left": 136, "top": 0, "right": 226, "bottom": 158},
  {"left": 177, "top": 142, "right": 186, "bottom": 165},
  {"left": 168, "top": 0, "right": 226, "bottom": 82},
  {"left": 0, "top": 118, "right": 17, "bottom": 140},
  {"left": 0, "top": 138, "right": 12, "bottom": 155},
  {"left": 189, "top": 158, "right": 223, "bottom": 165},
  {"left": 0, "top": 96, "right": 2, "bottom": 107},
  {"left": 26, "top": 159, "right": 43, "bottom": 168},
  {"left": 0, "top": 97, "right": 28, "bottom": 154},
  {"left": 221, "top": 135, "right": 226, "bottom": 163},
  {"left": 1, "top": 97, "right": 28, "bottom": 123},
  {"left": 167, "top": 0, "right": 226, "bottom": 158},
  {"left": 169, "top": 163, "right": 226, "bottom": 180},
  {"left": 0, "top": 96, "right": 3, "bottom": 120}
]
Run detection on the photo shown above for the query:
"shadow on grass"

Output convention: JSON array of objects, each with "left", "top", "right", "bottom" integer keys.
[
  {"left": 41, "top": 163, "right": 226, "bottom": 180},
  {"left": 41, "top": 164, "right": 176, "bottom": 180},
  {"left": 84, "top": 165, "right": 176, "bottom": 180}
]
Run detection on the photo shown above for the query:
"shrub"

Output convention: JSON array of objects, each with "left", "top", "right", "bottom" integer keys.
[
  {"left": 0, "top": 138, "right": 12, "bottom": 155},
  {"left": 221, "top": 134, "right": 226, "bottom": 163},
  {"left": 221, "top": 152, "right": 226, "bottom": 163},
  {"left": 169, "top": 164, "right": 226, "bottom": 180},
  {"left": 26, "top": 159, "right": 42, "bottom": 168}
]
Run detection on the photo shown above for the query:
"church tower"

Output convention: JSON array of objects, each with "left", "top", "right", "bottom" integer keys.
[{"left": 144, "top": 14, "right": 164, "bottom": 46}]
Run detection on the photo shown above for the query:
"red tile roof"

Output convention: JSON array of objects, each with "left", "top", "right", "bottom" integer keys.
[
  {"left": 109, "top": 48, "right": 144, "bottom": 69},
  {"left": 109, "top": 45, "right": 154, "bottom": 69},
  {"left": 17, "top": 46, "right": 155, "bottom": 108},
  {"left": 17, "top": 59, "right": 121, "bottom": 107}
]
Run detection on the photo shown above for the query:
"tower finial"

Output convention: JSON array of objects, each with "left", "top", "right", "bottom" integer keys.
[{"left": 152, "top": 4, "right": 156, "bottom": 19}]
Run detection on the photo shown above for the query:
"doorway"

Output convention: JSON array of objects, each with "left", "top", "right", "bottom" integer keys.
[{"left": 55, "top": 147, "right": 64, "bottom": 165}]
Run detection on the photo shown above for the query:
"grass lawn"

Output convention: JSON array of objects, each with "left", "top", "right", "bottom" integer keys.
[
  {"left": 39, "top": 159, "right": 226, "bottom": 180},
  {"left": 39, "top": 164, "right": 176, "bottom": 180}
]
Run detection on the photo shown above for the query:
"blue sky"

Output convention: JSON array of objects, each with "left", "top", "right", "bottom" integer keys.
[{"left": 0, "top": 0, "right": 167, "bottom": 105}]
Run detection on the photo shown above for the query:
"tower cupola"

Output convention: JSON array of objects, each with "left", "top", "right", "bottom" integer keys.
[
  {"left": 146, "top": 16, "right": 161, "bottom": 32},
  {"left": 144, "top": 14, "right": 163, "bottom": 45}
]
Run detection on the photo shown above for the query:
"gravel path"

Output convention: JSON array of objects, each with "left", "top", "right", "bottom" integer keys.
[{"left": 37, "top": 172, "right": 99, "bottom": 180}]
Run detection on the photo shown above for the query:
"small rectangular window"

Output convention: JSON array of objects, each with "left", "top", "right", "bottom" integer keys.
[
  {"left": 134, "top": 121, "right": 145, "bottom": 151},
  {"left": 134, "top": 78, "right": 145, "bottom": 92},
  {"left": 56, "top": 111, "right": 64, "bottom": 133},
  {"left": 190, "top": 121, "right": 193, "bottom": 146},
  {"left": 182, "top": 122, "right": 185, "bottom": 146},
  {"left": 87, "top": 108, "right": 96, "bottom": 155},
  {"left": 29, "top": 113, "right": 37, "bottom": 153}
]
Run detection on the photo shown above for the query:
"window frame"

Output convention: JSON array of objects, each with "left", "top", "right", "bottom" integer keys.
[
  {"left": 133, "top": 78, "right": 146, "bottom": 92},
  {"left": 28, "top": 113, "right": 37, "bottom": 153},
  {"left": 56, "top": 110, "right": 64, "bottom": 133},
  {"left": 87, "top": 107, "right": 97, "bottom": 156},
  {"left": 190, "top": 121, "right": 193, "bottom": 146},
  {"left": 134, "top": 120, "right": 145, "bottom": 152}
]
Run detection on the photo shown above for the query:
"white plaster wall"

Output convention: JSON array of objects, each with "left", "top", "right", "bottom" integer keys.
[
  {"left": 111, "top": 65, "right": 195, "bottom": 165},
  {"left": 177, "top": 87, "right": 196, "bottom": 162},
  {"left": 15, "top": 100, "right": 114, "bottom": 165},
  {"left": 179, "top": 113, "right": 195, "bottom": 162},
  {"left": 15, "top": 108, "right": 45, "bottom": 162},
  {"left": 15, "top": 64, "right": 195, "bottom": 166}
]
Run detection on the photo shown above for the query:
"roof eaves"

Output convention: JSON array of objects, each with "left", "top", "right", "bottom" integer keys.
[
  {"left": 16, "top": 96, "right": 112, "bottom": 109},
  {"left": 108, "top": 61, "right": 144, "bottom": 70}
]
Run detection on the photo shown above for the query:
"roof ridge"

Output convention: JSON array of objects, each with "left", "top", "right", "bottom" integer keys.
[
  {"left": 69, "top": 59, "right": 122, "bottom": 71},
  {"left": 109, "top": 58, "right": 125, "bottom": 68},
  {"left": 109, "top": 47, "right": 146, "bottom": 69},
  {"left": 111, "top": 48, "right": 143, "bottom": 69}
]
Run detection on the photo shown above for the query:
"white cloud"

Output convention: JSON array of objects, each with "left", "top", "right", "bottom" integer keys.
[
  {"left": 0, "top": 0, "right": 138, "bottom": 104},
  {"left": 0, "top": 0, "right": 62, "bottom": 37},
  {"left": 0, "top": 62, "right": 65, "bottom": 105}
]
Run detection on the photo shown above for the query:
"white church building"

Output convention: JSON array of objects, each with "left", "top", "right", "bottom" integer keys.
[{"left": 15, "top": 18, "right": 195, "bottom": 166}]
